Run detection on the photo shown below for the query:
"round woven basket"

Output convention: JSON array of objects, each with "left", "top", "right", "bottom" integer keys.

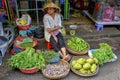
[
  {"left": 66, "top": 43, "right": 90, "bottom": 55},
  {"left": 70, "top": 56, "right": 99, "bottom": 77},
  {"left": 19, "top": 67, "right": 39, "bottom": 74},
  {"left": 14, "top": 36, "right": 38, "bottom": 50},
  {"left": 42, "top": 59, "right": 70, "bottom": 79}
]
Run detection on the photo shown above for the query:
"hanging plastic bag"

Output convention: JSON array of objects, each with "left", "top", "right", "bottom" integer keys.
[
  {"left": 92, "top": 1, "right": 105, "bottom": 21},
  {"left": 114, "top": 7, "right": 120, "bottom": 21},
  {"left": 16, "top": 14, "right": 31, "bottom": 30},
  {"left": 103, "top": 4, "right": 115, "bottom": 22}
]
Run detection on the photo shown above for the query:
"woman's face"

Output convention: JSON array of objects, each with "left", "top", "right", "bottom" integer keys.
[{"left": 47, "top": 7, "right": 55, "bottom": 15}]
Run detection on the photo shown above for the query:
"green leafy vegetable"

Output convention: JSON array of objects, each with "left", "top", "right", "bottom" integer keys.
[
  {"left": 19, "top": 42, "right": 34, "bottom": 48},
  {"left": 67, "top": 37, "right": 89, "bottom": 51},
  {"left": 42, "top": 50, "right": 59, "bottom": 63},
  {"left": 8, "top": 47, "right": 45, "bottom": 69},
  {"left": 92, "top": 43, "right": 114, "bottom": 66}
]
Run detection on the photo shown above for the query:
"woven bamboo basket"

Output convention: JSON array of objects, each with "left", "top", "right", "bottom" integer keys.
[
  {"left": 70, "top": 56, "right": 99, "bottom": 77},
  {"left": 66, "top": 43, "right": 90, "bottom": 55},
  {"left": 42, "top": 59, "right": 70, "bottom": 79}
]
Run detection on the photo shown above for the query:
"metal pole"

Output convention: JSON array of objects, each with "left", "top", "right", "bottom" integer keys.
[{"left": 36, "top": 0, "right": 39, "bottom": 25}]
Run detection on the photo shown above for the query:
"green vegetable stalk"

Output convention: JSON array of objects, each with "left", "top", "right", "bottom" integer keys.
[
  {"left": 92, "top": 43, "right": 114, "bottom": 66},
  {"left": 42, "top": 50, "right": 59, "bottom": 63},
  {"left": 67, "top": 37, "right": 89, "bottom": 51},
  {"left": 8, "top": 48, "right": 45, "bottom": 69}
]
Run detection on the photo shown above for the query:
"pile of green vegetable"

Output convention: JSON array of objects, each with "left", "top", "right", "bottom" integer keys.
[
  {"left": 18, "top": 38, "right": 34, "bottom": 48},
  {"left": 67, "top": 37, "right": 89, "bottom": 51},
  {"left": 8, "top": 47, "right": 45, "bottom": 69},
  {"left": 19, "top": 42, "right": 34, "bottom": 48},
  {"left": 42, "top": 50, "right": 60, "bottom": 63},
  {"left": 92, "top": 43, "right": 114, "bottom": 66}
]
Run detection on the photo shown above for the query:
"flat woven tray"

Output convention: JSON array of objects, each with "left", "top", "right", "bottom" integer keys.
[
  {"left": 66, "top": 43, "right": 90, "bottom": 55},
  {"left": 70, "top": 56, "right": 99, "bottom": 77},
  {"left": 42, "top": 59, "right": 70, "bottom": 79},
  {"left": 14, "top": 36, "right": 38, "bottom": 50}
]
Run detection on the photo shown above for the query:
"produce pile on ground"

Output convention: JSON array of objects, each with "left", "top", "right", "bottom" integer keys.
[
  {"left": 42, "top": 50, "right": 60, "bottom": 63},
  {"left": 71, "top": 57, "right": 98, "bottom": 74},
  {"left": 18, "top": 18, "right": 27, "bottom": 26},
  {"left": 14, "top": 37, "right": 36, "bottom": 50},
  {"left": 19, "top": 42, "right": 34, "bottom": 48},
  {"left": 42, "top": 60, "right": 69, "bottom": 77},
  {"left": 16, "top": 14, "right": 31, "bottom": 26},
  {"left": 8, "top": 47, "right": 45, "bottom": 69},
  {"left": 92, "top": 43, "right": 114, "bottom": 66},
  {"left": 67, "top": 37, "right": 89, "bottom": 51}
]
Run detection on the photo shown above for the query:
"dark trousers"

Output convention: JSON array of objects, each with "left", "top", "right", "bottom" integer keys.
[{"left": 50, "top": 32, "right": 65, "bottom": 52}]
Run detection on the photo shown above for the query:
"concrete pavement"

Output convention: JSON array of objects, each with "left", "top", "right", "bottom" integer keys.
[{"left": 0, "top": 24, "right": 120, "bottom": 80}]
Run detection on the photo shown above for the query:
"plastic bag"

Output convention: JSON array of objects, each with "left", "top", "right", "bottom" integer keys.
[
  {"left": 103, "top": 4, "right": 115, "bottom": 22},
  {"left": 114, "top": 7, "right": 120, "bottom": 21},
  {"left": 34, "top": 27, "right": 44, "bottom": 39},
  {"left": 16, "top": 14, "right": 31, "bottom": 26}
]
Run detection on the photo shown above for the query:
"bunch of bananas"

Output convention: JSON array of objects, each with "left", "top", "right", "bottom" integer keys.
[{"left": 18, "top": 18, "right": 27, "bottom": 26}]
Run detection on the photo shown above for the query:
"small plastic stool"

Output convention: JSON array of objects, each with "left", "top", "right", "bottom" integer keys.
[
  {"left": 95, "top": 24, "right": 104, "bottom": 31},
  {"left": 46, "top": 41, "right": 54, "bottom": 50}
]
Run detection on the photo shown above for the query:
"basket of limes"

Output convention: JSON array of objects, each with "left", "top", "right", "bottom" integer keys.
[
  {"left": 70, "top": 55, "right": 99, "bottom": 77},
  {"left": 66, "top": 37, "right": 90, "bottom": 55}
]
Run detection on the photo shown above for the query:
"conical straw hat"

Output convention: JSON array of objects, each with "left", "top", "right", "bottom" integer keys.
[{"left": 42, "top": 2, "right": 61, "bottom": 12}]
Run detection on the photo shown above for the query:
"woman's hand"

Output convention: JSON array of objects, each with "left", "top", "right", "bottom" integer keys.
[
  {"left": 47, "top": 26, "right": 60, "bottom": 33},
  {"left": 54, "top": 26, "right": 60, "bottom": 30},
  {"left": 47, "top": 28, "right": 52, "bottom": 33},
  {"left": 50, "top": 32, "right": 58, "bottom": 42},
  {"left": 53, "top": 36, "right": 58, "bottom": 42}
]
